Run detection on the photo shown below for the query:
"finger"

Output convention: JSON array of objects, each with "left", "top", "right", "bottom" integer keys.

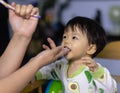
[
  {"left": 25, "top": 4, "right": 34, "bottom": 18},
  {"left": 86, "top": 63, "right": 94, "bottom": 67},
  {"left": 20, "top": 5, "right": 26, "bottom": 16},
  {"left": 82, "top": 60, "right": 95, "bottom": 68},
  {"left": 90, "top": 68, "right": 94, "bottom": 72},
  {"left": 47, "top": 38, "right": 56, "bottom": 49},
  {"left": 15, "top": 4, "right": 21, "bottom": 15},
  {"left": 11, "top": 2, "right": 16, "bottom": 7},
  {"left": 36, "top": 46, "right": 63, "bottom": 65},
  {"left": 9, "top": 2, "right": 17, "bottom": 19},
  {"left": 52, "top": 46, "right": 63, "bottom": 60},
  {"left": 55, "top": 47, "right": 70, "bottom": 59},
  {"left": 42, "top": 44, "right": 50, "bottom": 50},
  {"left": 81, "top": 56, "right": 90, "bottom": 60},
  {"left": 81, "top": 59, "right": 91, "bottom": 66},
  {"left": 30, "top": 7, "right": 39, "bottom": 17},
  {"left": 26, "top": 4, "right": 33, "bottom": 14},
  {"left": 81, "top": 57, "right": 92, "bottom": 64}
]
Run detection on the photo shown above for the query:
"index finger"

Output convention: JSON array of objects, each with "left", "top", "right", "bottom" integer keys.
[{"left": 47, "top": 38, "right": 56, "bottom": 49}]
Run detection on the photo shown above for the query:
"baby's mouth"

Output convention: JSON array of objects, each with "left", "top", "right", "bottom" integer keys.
[{"left": 64, "top": 46, "right": 71, "bottom": 52}]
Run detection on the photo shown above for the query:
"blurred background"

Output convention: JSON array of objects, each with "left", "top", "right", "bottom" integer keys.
[{"left": 0, "top": 0, "right": 120, "bottom": 66}]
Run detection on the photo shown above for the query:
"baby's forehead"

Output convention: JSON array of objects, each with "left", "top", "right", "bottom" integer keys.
[{"left": 64, "top": 26, "right": 85, "bottom": 34}]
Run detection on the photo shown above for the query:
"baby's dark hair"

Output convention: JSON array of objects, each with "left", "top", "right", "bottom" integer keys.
[{"left": 65, "top": 16, "right": 107, "bottom": 57}]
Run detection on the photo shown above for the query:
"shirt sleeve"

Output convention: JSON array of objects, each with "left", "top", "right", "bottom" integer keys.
[
  {"left": 90, "top": 64, "right": 117, "bottom": 93},
  {"left": 35, "top": 59, "right": 64, "bottom": 80},
  {"left": 36, "top": 63, "right": 57, "bottom": 80}
]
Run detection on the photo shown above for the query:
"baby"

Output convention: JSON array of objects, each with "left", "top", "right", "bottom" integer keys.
[{"left": 37, "top": 16, "right": 117, "bottom": 93}]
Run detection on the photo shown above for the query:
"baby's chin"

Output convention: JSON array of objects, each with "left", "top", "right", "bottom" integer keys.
[{"left": 64, "top": 55, "right": 71, "bottom": 61}]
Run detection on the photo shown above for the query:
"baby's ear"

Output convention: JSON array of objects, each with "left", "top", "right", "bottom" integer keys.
[{"left": 87, "top": 44, "right": 96, "bottom": 55}]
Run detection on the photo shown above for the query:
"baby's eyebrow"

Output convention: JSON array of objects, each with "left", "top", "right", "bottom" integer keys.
[{"left": 73, "top": 31, "right": 85, "bottom": 37}]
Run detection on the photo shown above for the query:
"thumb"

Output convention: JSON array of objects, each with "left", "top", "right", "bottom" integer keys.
[
  {"left": 9, "top": 2, "right": 16, "bottom": 19},
  {"left": 54, "top": 47, "right": 70, "bottom": 60}
]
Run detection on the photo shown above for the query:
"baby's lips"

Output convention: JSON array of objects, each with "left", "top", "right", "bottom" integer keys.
[{"left": 63, "top": 47, "right": 70, "bottom": 54}]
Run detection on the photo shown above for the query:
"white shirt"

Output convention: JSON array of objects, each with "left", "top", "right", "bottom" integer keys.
[{"left": 37, "top": 58, "right": 117, "bottom": 93}]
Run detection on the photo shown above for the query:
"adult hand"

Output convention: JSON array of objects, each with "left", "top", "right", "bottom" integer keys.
[
  {"left": 42, "top": 38, "right": 57, "bottom": 49},
  {"left": 32, "top": 46, "right": 68, "bottom": 66},
  {"left": 9, "top": 2, "right": 39, "bottom": 38}
]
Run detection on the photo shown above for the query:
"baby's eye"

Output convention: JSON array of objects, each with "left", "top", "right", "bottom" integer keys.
[
  {"left": 63, "top": 35, "right": 67, "bottom": 39},
  {"left": 72, "top": 36, "right": 78, "bottom": 40}
]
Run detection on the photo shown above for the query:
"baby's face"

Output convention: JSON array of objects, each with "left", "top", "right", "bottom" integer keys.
[{"left": 61, "top": 27, "right": 90, "bottom": 61}]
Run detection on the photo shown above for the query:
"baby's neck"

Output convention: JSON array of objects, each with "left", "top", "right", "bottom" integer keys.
[
  {"left": 69, "top": 60, "right": 83, "bottom": 67},
  {"left": 67, "top": 60, "right": 84, "bottom": 78}
]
